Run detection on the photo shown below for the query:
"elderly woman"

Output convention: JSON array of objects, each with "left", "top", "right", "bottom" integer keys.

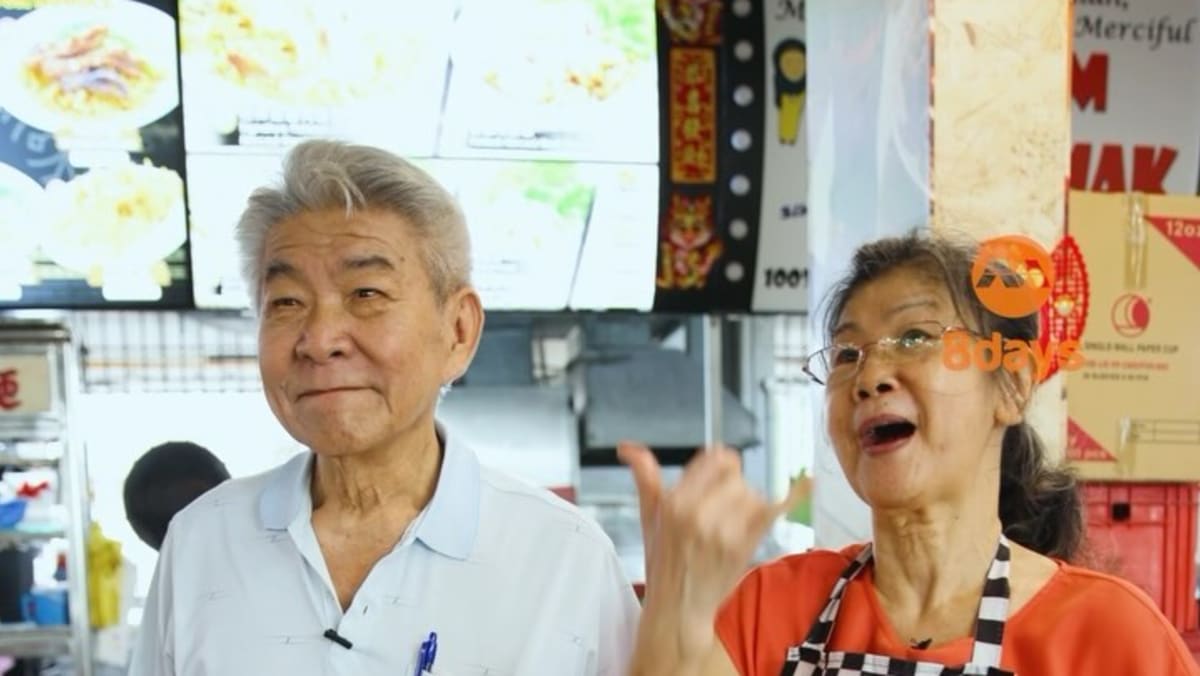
[
  {"left": 624, "top": 233, "right": 1198, "bottom": 675},
  {"left": 128, "top": 140, "right": 639, "bottom": 675}
]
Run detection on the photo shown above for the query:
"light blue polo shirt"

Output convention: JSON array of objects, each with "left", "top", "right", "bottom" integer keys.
[{"left": 128, "top": 428, "right": 640, "bottom": 675}]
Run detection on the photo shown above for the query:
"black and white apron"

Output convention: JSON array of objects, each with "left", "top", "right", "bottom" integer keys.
[{"left": 780, "top": 535, "right": 1016, "bottom": 676}]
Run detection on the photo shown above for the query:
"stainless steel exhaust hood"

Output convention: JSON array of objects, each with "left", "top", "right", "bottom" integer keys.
[{"left": 579, "top": 349, "right": 759, "bottom": 452}]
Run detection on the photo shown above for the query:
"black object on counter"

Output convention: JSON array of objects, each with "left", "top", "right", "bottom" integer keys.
[{"left": 0, "top": 546, "right": 36, "bottom": 623}]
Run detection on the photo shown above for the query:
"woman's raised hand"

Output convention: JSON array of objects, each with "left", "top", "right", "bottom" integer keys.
[{"left": 620, "top": 442, "right": 802, "bottom": 672}]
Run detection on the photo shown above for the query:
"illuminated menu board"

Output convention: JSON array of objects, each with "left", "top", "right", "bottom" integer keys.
[
  {"left": 183, "top": 0, "right": 661, "bottom": 311},
  {"left": 0, "top": 0, "right": 191, "bottom": 308}
]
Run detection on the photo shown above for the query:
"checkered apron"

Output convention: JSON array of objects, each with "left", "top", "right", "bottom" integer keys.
[{"left": 779, "top": 535, "right": 1016, "bottom": 676}]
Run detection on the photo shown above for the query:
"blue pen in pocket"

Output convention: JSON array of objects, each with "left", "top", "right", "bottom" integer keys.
[{"left": 415, "top": 631, "right": 438, "bottom": 675}]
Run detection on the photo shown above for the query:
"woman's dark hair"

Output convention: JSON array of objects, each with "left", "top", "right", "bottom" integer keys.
[
  {"left": 822, "top": 231, "right": 1083, "bottom": 561},
  {"left": 123, "top": 441, "right": 230, "bottom": 551}
]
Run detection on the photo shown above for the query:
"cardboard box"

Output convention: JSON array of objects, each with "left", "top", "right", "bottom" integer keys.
[{"left": 1067, "top": 191, "right": 1200, "bottom": 480}]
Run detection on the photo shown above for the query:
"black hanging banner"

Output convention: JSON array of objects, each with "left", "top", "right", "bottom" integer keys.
[{"left": 652, "top": 0, "right": 808, "bottom": 314}]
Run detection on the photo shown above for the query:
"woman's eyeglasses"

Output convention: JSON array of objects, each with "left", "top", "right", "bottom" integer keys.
[{"left": 802, "top": 321, "right": 969, "bottom": 386}]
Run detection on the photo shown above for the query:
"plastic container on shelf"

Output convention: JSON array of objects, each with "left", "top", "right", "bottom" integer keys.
[
  {"left": 20, "top": 586, "right": 69, "bottom": 625},
  {"left": 0, "top": 499, "right": 26, "bottom": 529},
  {"left": 7, "top": 476, "right": 67, "bottom": 535},
  {"left": 1081, "top": 481, "right": 1200, "bottom": 634}
]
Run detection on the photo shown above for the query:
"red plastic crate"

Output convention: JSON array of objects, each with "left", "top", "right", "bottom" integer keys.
[
  {"left": 1082, "top": 482, "right": 1199, "bottom": 634},
  {"left": 1184, "top": 630, "right": 1200, "bottom": 659}
]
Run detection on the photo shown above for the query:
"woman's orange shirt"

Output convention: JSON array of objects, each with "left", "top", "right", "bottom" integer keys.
[{"left": 715, "top": 545, "right": 1200, "bottom": 675}]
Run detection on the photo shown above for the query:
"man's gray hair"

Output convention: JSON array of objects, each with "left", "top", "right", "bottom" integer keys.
[{"left": 235, "top": 140, "right": 471, "bottom": 311}]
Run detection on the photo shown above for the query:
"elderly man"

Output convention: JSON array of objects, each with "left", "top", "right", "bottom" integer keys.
[{"left": 128, "top": 140, "right": 640, "bottom": 675}]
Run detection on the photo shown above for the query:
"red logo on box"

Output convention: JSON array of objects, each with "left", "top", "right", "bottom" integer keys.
[
  {"left": 0, "top": 369, "right": 20, "bottom": 411},
  {"left": 1111, "top": 293, "right": 1152, "bottom": 338}
]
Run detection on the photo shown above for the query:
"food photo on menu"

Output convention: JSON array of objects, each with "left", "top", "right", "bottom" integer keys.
[
  {"left": 178, "top": 0, "right": 452, "bottom": 154},
  {"left": 439, "top": 0, "right": 658, "bottom": 162},
  {"left": 2, "top": 2, "right": 179, "bottom": 135},
  {"left": 441, "top": 159, "right": 661, "bottom": 312},
  {"left": 41, "top": 160, "right": 185, "bottom": 293},
  {"left": 186, "top": 150, "right": 659, "bottom": 313},
  {"left": 181, "top": 0, "right": 662, "bottom": 313},
  {"left": 0, "top": 0, "right": 191, "bottom": 308},
  {"left": 447, "top": 160, "right": 597, "bottom": 311}
]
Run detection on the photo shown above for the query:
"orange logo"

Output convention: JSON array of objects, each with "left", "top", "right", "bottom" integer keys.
[{"left": 971, "top": 235, "right": 1055, "bottom": 318}]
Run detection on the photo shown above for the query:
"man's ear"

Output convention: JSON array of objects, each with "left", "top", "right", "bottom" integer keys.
[{"left": 441, "top": 287, "right": 484, "bottom": 385}]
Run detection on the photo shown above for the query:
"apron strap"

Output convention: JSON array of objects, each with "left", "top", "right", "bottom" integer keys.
[
  {"left": 796, "top": 534, "right": 1014, "bottom": 670},
  {"left": 798, "top": 542, "right": 874, "bottom": 653},
  {"left": 966, "top": 535, "right": 1012, "bottom": 669}
]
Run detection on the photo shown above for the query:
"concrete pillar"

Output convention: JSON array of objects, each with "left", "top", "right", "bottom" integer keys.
[
  {"left": 808, "top": 0, "right": 1072, "bottom": 546},
  {"left": 929, "top": 0, "right": 1072, "bottom": 461}
]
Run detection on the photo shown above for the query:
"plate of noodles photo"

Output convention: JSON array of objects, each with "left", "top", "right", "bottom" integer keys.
[
  {"left": 0, "top": 2, "right": 180, "bottom": 135},
  {"left": 39, "top": 161, "right": 185, "bottom": 288}
]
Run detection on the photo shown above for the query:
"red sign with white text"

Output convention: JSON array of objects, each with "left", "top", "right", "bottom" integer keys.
[{"left": 1071, "top": 2, "right": 1200, "bottom": 194}]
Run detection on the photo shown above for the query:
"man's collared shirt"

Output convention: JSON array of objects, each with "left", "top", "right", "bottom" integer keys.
[{"left": 127, "top": 429, "right": 640, "bottom": 675}]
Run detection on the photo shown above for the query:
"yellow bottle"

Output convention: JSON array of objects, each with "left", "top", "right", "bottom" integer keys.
[{"left": 86, "top": 522, "right": 122, "bottom": 629}]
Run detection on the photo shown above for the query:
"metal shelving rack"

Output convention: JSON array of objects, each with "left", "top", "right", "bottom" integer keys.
[{"left": 0, "top": 321, "right": 92, "bottom": 676}]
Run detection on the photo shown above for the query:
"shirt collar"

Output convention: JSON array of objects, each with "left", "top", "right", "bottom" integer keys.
[
  {"left": 258, "top": 424, "right": 481, "bottom": 560},
  {"left": 411, "top": 425, "right": 480, "bottom": 560},
  {"left": 259, "top": 452, "right": 310, "bottom": 532}
]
